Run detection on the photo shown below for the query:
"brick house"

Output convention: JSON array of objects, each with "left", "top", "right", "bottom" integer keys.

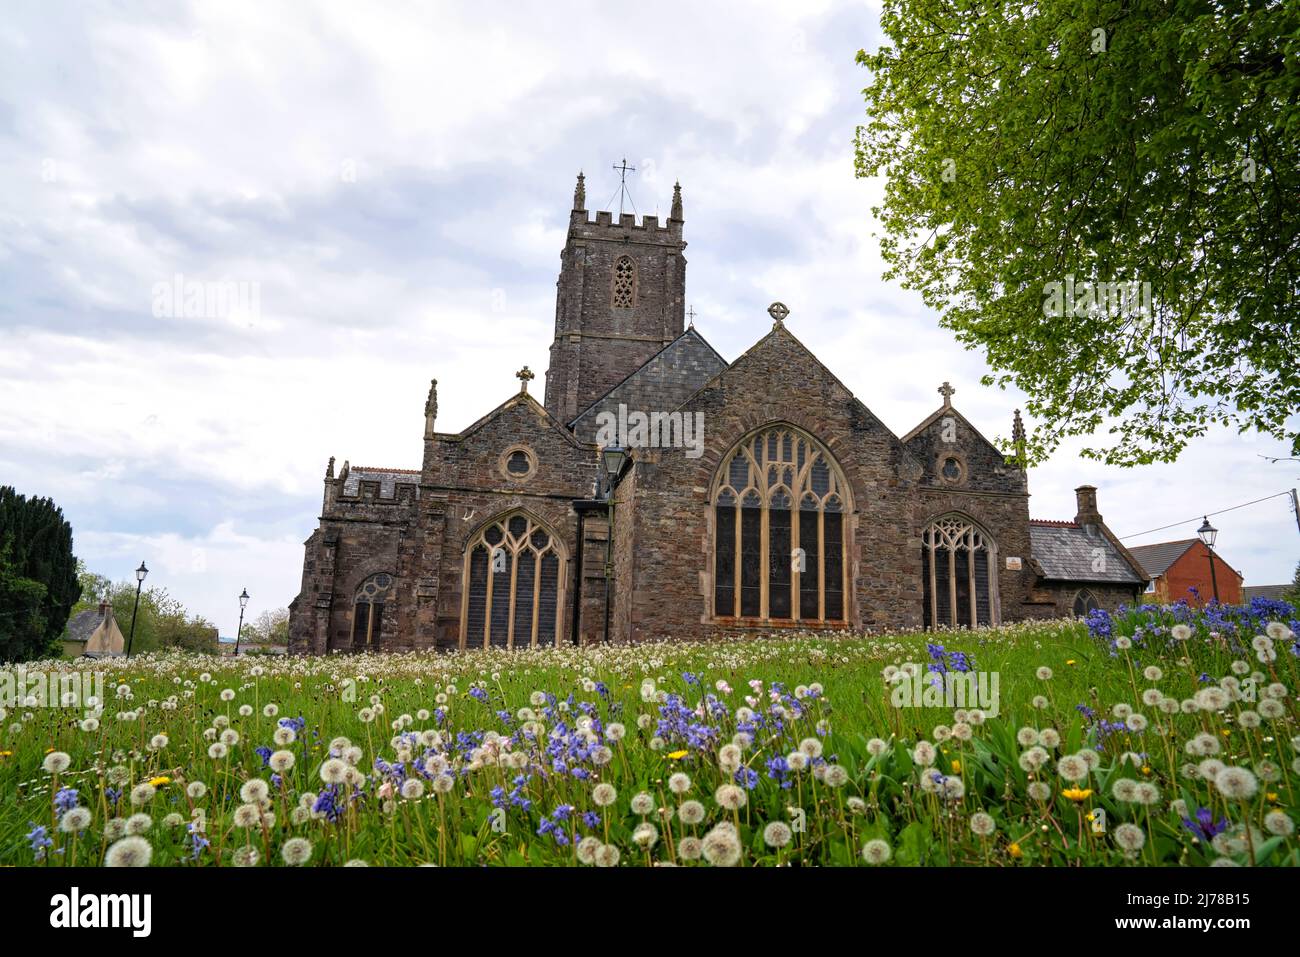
[
  {"left": 287, "top": 173, "right": 1146, "bottom": 653},
  {"left": 1128, "top": 539, "right": 1243, "bottom": 605}
]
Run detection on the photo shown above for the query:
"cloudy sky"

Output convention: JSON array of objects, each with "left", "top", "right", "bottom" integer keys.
[{"left": 1, "top": 1, "right": 1295, "bottom": 634}]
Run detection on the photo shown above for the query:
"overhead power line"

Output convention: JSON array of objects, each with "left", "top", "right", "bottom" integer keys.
[{"left": 1119, "top": 489, "right": 1298, "bottom": 540}]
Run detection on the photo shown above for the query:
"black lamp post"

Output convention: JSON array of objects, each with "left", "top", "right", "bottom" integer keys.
[
  {"left": 599, "top": 446, "right": 630, "bottom": 644},
  {"left": 234, "top": 588, "right": 250, "bottom": 656},
  {"left": 1197, "top": 516, "right": 1221, "bottom": 603},
  {"left": 125, "top": 561, "right": 148, "bottom": 658}
]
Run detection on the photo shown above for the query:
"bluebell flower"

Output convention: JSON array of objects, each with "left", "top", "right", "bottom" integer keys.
[{"left": 27, "top": 823, "right": 52, "bottom": 861}]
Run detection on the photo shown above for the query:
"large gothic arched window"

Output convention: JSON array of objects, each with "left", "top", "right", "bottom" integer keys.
[
  {"left": 461, "top": 512, "right": 566, "bottom": 649},
  {"left": 921, "top": 516, "right": 998, "bottom": 629},
  {"left": 712, "top": 426, "right": 850, "bottom": 623},
  {"left": 352, "top": 573, "right": 394, "bottom": 649}
]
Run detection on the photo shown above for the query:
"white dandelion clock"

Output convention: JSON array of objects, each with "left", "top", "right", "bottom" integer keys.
[
  {"left": 281, "top": 837, "right": 313, "bottom": 866},
  {"left": 714, "top": 784, "right": 747, "bottom": 811},
  {"left": 1113, "top": 823, "right": 1145, "bottom": 854},
  {"left": 42, "top": 751, "right": 71, "bottom": 774},
  {"left": 105, "top": 835, "right": 153, "bottom": 868},
  {"left": 59, "top": 807, "right": 93, "bottom": 833},
  {"left": 1264, "top": 810, "right": 1294, "bottom": 837},
  {"left": 1056, "top": 754, "right": 1089, "bottom": 783},
  {"left": 632, "top": 822, "right": 659, "bottom": 848},
  {"left": 630, "top": 791, "right": 655, "bottom": 815},
  {"left": 594, "top": 843, "right": 621, "bottom": 868},
  {"left": 1214, "top": 766, "right": 1258, "bottom": 801},
  {"left": 240, "top": 779, "right": 270, "bottom": 804},
  {"left": 701, "top": 825, "right": 742, "bottom": 866},
  {"left": 269, "top": 750, "right": 295, "bottom": 773},
  {"left": 678, "top": 800, "right": 706, "bottom": 825},
  {"left": 861, "top": 839, "right": 891, "bottom": 865},
  {"left": 763, "top": 821, "right": 793, "bottom": 848}
]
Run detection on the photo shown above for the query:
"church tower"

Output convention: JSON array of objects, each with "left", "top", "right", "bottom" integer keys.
[{"left": 543, "top": 171, "right": 687, "bottom": 424}]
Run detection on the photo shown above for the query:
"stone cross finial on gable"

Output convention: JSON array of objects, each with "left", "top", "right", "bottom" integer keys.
[
  {"left": 687, "top": 305, "right": 696, "bottom": 328},
  {"left": 768, "top": 301, "right": 790, "bottom": 326},
  {"left": 939, "top": 381, "right": 955, "bottom": 407},
  {"left": 516, "top": 365, "right": 535, "bottom": 394}
]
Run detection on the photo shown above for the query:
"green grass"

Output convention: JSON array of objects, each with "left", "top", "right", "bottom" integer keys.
[{"left": 0, "top": 609, "right": 1296, "bottom": 866}]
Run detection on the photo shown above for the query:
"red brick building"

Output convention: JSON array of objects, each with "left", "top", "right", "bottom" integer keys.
[
  {"left": 1129, "top": 539, "right": 1243, "bottom": 605},
  {"left": 287, "top": 173, "right": 1147, "bottom": 653}
]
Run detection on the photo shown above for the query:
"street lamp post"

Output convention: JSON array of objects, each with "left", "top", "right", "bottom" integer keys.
[
  {"left": 1197, "top": 516, "right": 1221, "bottom": 604},
  {"left": 234, "top": 588, "right": 250, "bottom": 656},
  {"left": 599, "top": 446, "right": 630, "bottom": 644},
  {"left": 125, "top": 561, "right": 148, "bottom": 658}
]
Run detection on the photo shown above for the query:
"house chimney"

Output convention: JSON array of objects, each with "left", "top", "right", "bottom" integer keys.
[
  {"left": 1074, "top": 485, "right": 1102, "bottom": 528},
  {"left": 98, "top": 599, "right": 110, "bottom": 618}
]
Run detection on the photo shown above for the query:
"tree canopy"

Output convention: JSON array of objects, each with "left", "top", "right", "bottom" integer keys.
[
  {"left": 0, "top": 486, "right": 81, "bottom": 661},
  {"left": 70, "top": 561, "right": 220, "bottom": 655},
  {"left": 856, "top": 0, "right": 1299, "bottom": 466}
]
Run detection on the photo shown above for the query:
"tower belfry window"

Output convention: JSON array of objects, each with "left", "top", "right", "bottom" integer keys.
[{"left": 612, "top": 255, "right": 635, "bottom": 309}]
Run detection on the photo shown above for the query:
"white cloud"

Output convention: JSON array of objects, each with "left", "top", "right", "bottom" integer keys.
[{"left": 1, "top": 1, "right": 1295, "bottom": 632}]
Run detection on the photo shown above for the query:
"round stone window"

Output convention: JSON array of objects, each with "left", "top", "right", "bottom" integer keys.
[
  {"left": 939, "top": 455, "right": 964, "bottom": 483},
  {"left": 499, "top": 446, "right": 537, "bottom": 481}
]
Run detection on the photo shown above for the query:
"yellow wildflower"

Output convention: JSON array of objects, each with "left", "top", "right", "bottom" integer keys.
[
  {"left": 1141, "top": 766, "right": 1151, "bottom": 775},
  {"left": 950, "top": 760, "right": 962, "bottom": 773},
  {"left": 1267, "top": 792, "right": 1279, "bottom": 803},
  {"left": 0, "top": 751, "right": 12, "bottom": 759},
  {"left": 666, "top": 750, "right": 689, "bottom": 760},
  {"left": 1008, "top": 843, "right": 1023, "bottom": 859},
  {"left": 148, "top": 776, "right": 171, "bottom": 787},
  {"left": 1062, "top": 787, "right": 1093, "bottom": 802},
  {"left": 1066, "top": 659, "right": 1076, "bottom": 665}
]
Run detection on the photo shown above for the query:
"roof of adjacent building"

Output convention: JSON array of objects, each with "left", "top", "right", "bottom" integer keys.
[
  {"left": 65, "top": 608, "right": 101, "bottom": 644},
  {"left": 1029, "top": 520, "right": 1146, "bottom": 585},
  {"left": 1243, "top": 584, "right": 1291, "bottom": 602},
  {"left": 1127, "top": 539, "right": 1199, "bottom": 579},
  {"left": 569, "top": 327, "right": 728, "bottom": 437},
  {"left": 341, "top": 467, "right": 419, "bottom": 497}
]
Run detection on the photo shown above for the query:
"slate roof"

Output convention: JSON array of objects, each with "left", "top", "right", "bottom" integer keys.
[
  {"left": 1029, "top": 520, "right": 1146, "bottom": 584},
  {"left": 1127, "top": 540, "right": 1198, "bottom": 579},
  {"left": 569, "top": 328, "right": 728, "bottom": 440},
  {"left": 65, "top": 608, "right": 101, "bottom": 644},
  {"left": 1244, "top": 584, "right": 1291, "bottom": 602},
  {"left": 341, "top": 467, "right": 420, "bottom": 497}
]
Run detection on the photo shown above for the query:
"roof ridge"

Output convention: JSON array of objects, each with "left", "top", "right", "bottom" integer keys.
[
  {"left": 349, "top": 466, "right": 420, "bottom": 474},
  {"left": 1029, "top": 518, "right": 1077, "bottom": 527},
  {"left": 567, "top": 326, "right": 727, "bottom": 428}
]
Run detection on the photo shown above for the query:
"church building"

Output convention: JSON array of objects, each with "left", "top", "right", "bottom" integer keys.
[{"left": 287, "top": 172, "right": 1147, "bottom": 653}]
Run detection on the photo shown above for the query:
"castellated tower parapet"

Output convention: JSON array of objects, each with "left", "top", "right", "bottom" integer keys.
[
  {"left": 544, "top": 173, "right": 688, "bottom": 424},
  {"left": 321, "top": 460, "right": 420, "bottom": 520}
]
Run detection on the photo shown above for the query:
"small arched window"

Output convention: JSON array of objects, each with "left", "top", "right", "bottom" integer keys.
[
  {"left": 922, "top": 517, "right": 997, "bottom": 628},
  {"left": 712, "top": 426, "right": 850, "bottom": 623},
  {"left": 612, "top": 255, "right": 635, "bottom": 309},
  {"left": 462, "top": 512, "right": 566, "bottom": 649},
  {"left": 1073, "top": 589, "right": 1099, "bottom": 617},
  {"left": 352, "top": 573, "right": 394, "bottom": 649}
]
